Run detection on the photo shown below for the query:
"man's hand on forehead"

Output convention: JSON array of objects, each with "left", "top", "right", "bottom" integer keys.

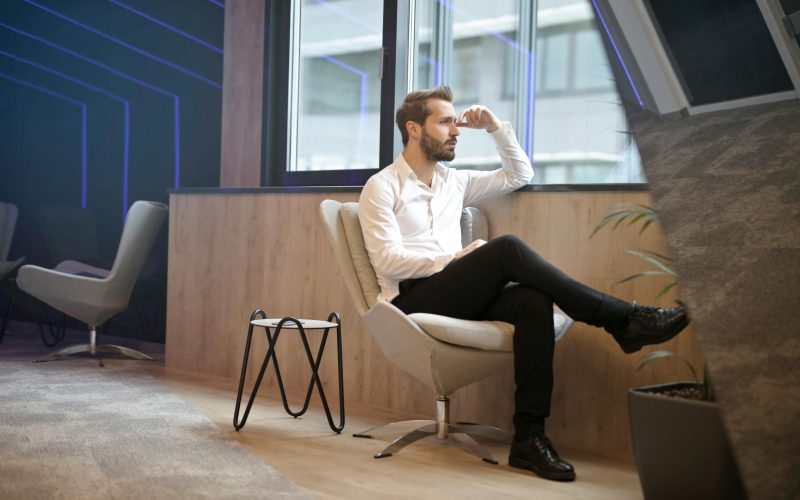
[{"left": 456, "top": 105, "right": 501, "bottom": 133}]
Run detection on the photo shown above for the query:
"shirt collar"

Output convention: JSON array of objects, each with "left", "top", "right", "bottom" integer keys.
[
  {"left": 395, "top": 153, "right": 415, "bottom": 186},
  {"left": 396, "top": 153, "right": 446, "bottom": 191}
]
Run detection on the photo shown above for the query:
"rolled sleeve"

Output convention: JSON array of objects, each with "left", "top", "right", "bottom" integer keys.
[{"left": 462, "top": 122, "right": 533, "bottom": 206}]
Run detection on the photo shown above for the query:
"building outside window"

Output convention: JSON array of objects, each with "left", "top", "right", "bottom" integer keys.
[{"left": 285, "top": 0, "right": 644, "bottom": 184}]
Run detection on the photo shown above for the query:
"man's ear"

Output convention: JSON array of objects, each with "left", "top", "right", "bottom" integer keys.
[{"left": 406, "top": 121, "right": 421, "bottom": 141}]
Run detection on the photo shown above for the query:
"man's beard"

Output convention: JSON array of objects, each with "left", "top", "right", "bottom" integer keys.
[{"left": 420, "top": 128, "right": 456, "bottom": 162}]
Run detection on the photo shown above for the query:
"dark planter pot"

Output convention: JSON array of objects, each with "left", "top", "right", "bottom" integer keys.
[{"left": 629, "top": 382, "right": 747, "bottom": 500}]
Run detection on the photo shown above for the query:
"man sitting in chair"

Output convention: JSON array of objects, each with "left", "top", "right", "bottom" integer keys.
[{"left": 358, "top": 86, "right": 689, "bottom": 482}]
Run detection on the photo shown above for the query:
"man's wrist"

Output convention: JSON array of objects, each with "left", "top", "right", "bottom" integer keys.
[{"left": 486, "top": 119, "right": 502, "bottom": 133}]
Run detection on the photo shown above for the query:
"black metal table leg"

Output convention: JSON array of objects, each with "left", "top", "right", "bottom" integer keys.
[
  {"left": 233, "top": 310, "right": 345, "bottom": 434},
  {"left": 233, "top": 309, "right": 282, "bottom": 431}
]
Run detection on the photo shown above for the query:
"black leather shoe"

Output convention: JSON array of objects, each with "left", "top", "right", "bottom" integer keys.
[
  {"left": 508, "top": 433, "right": 576, "bottom": 482},
  {"left": 612, "top": 304, "right": 689, "bottom": 354}
]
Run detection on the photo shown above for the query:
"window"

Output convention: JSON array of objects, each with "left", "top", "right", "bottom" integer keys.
[
  {"left": 263, "top": 0, "right": 645, "bottom": 185},
  {"left": 532, "top": 2, "right": 644, "bottom": 184},
  {"left": 289, "top": 0, "right": 384, "bottom": 174}
]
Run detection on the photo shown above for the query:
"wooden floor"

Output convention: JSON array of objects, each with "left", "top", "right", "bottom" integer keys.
[{"left": 1, "top": 323, "right": 644, "bottom": 499}]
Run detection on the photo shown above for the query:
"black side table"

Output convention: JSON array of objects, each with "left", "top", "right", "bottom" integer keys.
[{"left": 233, "top": 309, "right": 344, "bottom": 433}]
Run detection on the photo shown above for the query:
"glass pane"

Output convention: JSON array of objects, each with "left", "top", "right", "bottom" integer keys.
[
  {"left": 412, "top": 0, "right": 521, "bottom": 172},
  {"left": 292, "top": 0, "right": 383, "bottom": 171},
  {"left": 533, "top": 0, "right": 645, "bottom": 183},
  {"left": 541, "top": 31, "right": 569, "bottom": 92},
  {"left": 573, "top": 29, "right": 613, "bottom": 90},
  {"left": 647, "top": 0, "right": 793, "bottom": 105}
]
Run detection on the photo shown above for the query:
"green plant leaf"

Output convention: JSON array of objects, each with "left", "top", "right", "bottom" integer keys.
[
  {"left": 636, "top": 350, "right": 699, "bottom": 382},
  {"left": 627, "top": 250, "right": 677, "bottom": 276},
  {"left": 638, "top": 217, "right": 657, "bottom": 235},
  {"left": 591, "top": 203, "right": 660, "bottom": 237},
  {"left": 615, "top": 271, "right": 670, "bottom": 285},
  {"left": 656, "top": 282, "right": 679, "bottom": 298},
  {"left": 635, "top": 249, "right": 673, "bottom": 262}
]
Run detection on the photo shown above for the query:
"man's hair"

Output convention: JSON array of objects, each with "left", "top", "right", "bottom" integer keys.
[{"left": 395, "top": 86, "right": 453, "bottom": 145}]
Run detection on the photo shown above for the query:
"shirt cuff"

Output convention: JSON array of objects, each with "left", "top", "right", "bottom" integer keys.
[
  {"left": 432, "top": 253, "right": 455, "bottom": 274},
  {"left": 488, "top": 121, "right": 516, "bottom": 146}
]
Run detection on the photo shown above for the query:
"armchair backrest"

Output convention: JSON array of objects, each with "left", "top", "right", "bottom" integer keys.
[
  {"left": 319, "top": 200, "right": 489, "bottom": 316},
  {"left": 320, "top": 201, "right": 378, "bottom": 315},
  {"left": 106, "top": 201, "right": 168, "bottom": 296},
  {"left": 0, "top": 202, "right": 18, "bottom": 261}
]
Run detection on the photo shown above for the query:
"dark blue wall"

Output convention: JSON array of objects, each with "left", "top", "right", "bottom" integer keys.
[{"left": 0, "top": 0, "right": 225, "bottom": 340}]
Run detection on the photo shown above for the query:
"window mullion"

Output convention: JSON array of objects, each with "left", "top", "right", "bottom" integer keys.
[
  {"left": 391, "top": 0, "right": 415, "bottom": 162},
  {"left": 433, "top": 0, "right": 453, "bottom": 86},
  {"left": 286, "top": 0, "right": 302, "bottom": 174},
  {"left": 515, "top": 0, "right": 537, "bottom": 156}
]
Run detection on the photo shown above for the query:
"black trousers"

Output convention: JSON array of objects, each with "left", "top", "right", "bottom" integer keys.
[{"left": 391, "top": 235, "right": 632, "bottom": 439}]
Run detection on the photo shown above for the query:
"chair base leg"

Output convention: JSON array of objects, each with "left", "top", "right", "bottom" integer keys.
[
  {"left": 34, "top": 325, "right": 154, "bottom": 365},
  {"left": 34, "top": 343, "right": 154, "bottom": 363},
  {"left": 354, "top": 396, "right": 508, "bottom": 464}
]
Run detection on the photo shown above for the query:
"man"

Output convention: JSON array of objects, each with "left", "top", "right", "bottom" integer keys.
[{"left": 358, "top": 86, "right": 688, "bottom": 482}]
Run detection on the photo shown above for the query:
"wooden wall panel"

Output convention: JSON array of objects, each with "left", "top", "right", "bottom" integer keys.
[
  {"left": 219, "top": 0, "right": 264, "bottom": 187},
  {"left": 166, "top": 191, "right": 703, "bottom": 458}
]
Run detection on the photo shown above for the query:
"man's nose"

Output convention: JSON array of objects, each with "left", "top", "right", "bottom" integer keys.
[{"left": 450, "top": 123, "right": 460, "bottom": 136}]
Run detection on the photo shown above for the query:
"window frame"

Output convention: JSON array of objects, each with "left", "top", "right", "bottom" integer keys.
[
  {"left": 260, "top": 0, "right": 643, "bottom": 188},
  {"left": 262, "top": 0, "right": 396, "bottom": 186}
]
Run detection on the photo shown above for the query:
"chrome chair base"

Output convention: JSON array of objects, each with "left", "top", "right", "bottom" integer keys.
[
  {"left": 353, "top": 397, "right": 511, "bottom": 463},
  {"left": 34, "top": 326, "right": 154, "bottom": 367}
]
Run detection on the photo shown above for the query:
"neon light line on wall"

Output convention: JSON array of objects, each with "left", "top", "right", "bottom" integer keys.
[
  {"left": 23, "top": 0, "right": 222, "bottom": 89},
  {"left": 0, "top": 22, "right": 182, "bottom": 188},
  {"left": 0, "top": 49, "right": 131, "bottom": 219},
  {"left": 0, "top": 71, "right": 88, "bottom": 208},
  {"left": 589, "top": 0, "right": 644, "bottom": 107},
  {"left": 106, "top": 0, "right": 223, "bottom": 54}
]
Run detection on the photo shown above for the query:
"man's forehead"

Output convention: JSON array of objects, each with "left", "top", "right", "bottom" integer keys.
[{"left": 427, "top": 99, "right": 457, "bottom": 118}]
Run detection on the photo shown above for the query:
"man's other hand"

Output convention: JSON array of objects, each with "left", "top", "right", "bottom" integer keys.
[
  {"left": 456, "top": 105, "right": 502, "bottom": 133},
  {"left": 454, "top": 239, "right": 487, "bottom": 261}
]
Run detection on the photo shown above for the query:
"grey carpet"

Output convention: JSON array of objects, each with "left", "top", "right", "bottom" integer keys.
[{"left": 0, "top": 360, "right": 308, "bottom": 500}]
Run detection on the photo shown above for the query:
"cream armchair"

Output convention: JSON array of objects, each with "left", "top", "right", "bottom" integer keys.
[
  {"left": 17, "top": 201, "right": 167, "bottom": 365},
  {"left": 319, "top": 200, "right": 573, "bottom": 464}
]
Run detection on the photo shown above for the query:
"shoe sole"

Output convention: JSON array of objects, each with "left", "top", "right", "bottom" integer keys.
[
  {"left": 508, "top": 456, "right": 576, "bottom": 482},
  {"left": 620, "top": 314, "right": 690, "bottom": 354}
]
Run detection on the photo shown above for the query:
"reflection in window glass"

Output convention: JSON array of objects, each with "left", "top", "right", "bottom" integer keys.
[
  {"left": 290, "top": 0, "right": 383, "bottom": 171},
  {"left": 541, "top": 32, "right": 569, "bottom": 92},
  {"left": 574, "top": 29, "right": 613, "bottom": 90},
  {"left": 413, "top": 0, "right": 522, "bottom": 172},
  {"left": 533, "top": 1, "right": 645, "bottom": 183},
  {"left": 407, "top": 0, "right": 644, "bottom": 183}
]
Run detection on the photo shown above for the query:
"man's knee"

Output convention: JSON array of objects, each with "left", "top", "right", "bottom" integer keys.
[
  {"left": 505, "top": 286, "right": 553, "bottom": 318},
  {"left": 486, "top": 234, "right": 529, "bottom": 260}
]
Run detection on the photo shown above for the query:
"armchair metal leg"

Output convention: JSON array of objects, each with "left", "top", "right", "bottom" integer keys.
[
  {"left": 34, "top": 326, "right": 154, "bottom": 365},
  {"left": 354, "top": 396, "right": 507, "bottom": 464},
  {"left": 451, "top": 422, "right": 513, "bottom": 443},
  {"left": 353, "top": 419, "right": 434, "bottom": 439},
  {"left": 375, "top": 423, "right": 436, "bottom": 458},
  {"left": 450, "top": 432, "right": 498, "bottom": 464}
]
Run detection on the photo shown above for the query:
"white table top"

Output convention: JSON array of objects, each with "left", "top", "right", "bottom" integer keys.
[{"left": 250, "top": 318, "right": 338, "bottom": 329}]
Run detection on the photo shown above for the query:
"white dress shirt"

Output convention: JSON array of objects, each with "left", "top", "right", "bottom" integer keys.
[{"left": 359, "top": 122, "right": 534, "bottom": 302}]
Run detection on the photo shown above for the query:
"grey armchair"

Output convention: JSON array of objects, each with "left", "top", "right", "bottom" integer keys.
[
  {"left": 17, "top": 200, "right": 167, "bottom": 365},
  {"left": 319, "top": 200, "right": 573, "bottom": 464},
  {"left": 1, "top": 202, "right": 25, "bottom": 342}
]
